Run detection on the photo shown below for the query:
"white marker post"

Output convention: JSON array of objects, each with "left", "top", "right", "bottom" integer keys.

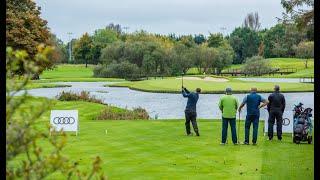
[{"left": 50, "top": 110, "right": 79, "bottom": 136}]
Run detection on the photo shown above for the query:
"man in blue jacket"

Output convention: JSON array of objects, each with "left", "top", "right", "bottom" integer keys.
[
  {"left": 238, "top": 87, "right": 268, "bottom": 145},
  {"left": 182, "top": 86, "right": 201, "bottom": 136}
]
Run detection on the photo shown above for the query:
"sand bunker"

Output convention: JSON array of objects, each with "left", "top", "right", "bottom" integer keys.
[{"left": 176, "top": 76, "right": 229, "bottom": 82}]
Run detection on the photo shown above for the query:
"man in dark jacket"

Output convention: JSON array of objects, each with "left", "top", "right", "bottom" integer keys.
[
  {"left": 267, "top": 85, "right": 286, "bottom": 140},
  {"left": 182, "top": 86, "right": 201, "bottom": 136}
]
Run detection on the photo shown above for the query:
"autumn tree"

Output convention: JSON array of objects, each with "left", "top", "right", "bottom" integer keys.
[
  {"left": 294, "top": 41, "right": 314, "bottom": 68},
  {"left": 280, "top": 0, "right": 314, "bottom": 30},
  {"left": 6, "top": 0, "right": 52, "bottom": 78},
  {"left": 73, "top": 33, "right": 93, "bottom": 67},
  {"left": 48, "top": 34, "right": 68, "bottom": 63}
]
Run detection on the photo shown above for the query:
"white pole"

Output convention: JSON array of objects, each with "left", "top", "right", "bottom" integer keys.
[{"left": 67, "top": 32, "right": 73, "bottom": 63}]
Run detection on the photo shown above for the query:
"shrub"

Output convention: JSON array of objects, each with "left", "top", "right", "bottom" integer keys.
[
  {"left": 242, "top": 56, "right": 273, "bottom": 75},
  {"left": 96, "top": 106, "right": 149, "bottom": 120},
  {"left": 295, "top": 41, "right": 314, "bottom": 58},
  {"left": 93, "top": 61, "right": 141, "bottom": 80},
  {"left": 56, "top": 91, "right": 104, "bottom": 104}
]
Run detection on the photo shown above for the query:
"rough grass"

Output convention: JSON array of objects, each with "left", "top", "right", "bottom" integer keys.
[
  {"left": 96, "top": 107, "right": 149, "bottom": 120},
  {"left": 108, "top": 78, "right": 314, "bottom": 93},
  {"left": 25, "top": 83, "right": 71, "bottom": 89},
  {"left": 10, "top": 97, "right": 314, "bottom": 179},
  {"left": 56, "top": 91, "right": 104, "bottom": 104}
]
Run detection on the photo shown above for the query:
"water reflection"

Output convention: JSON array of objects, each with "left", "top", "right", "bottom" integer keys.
[{"left": 25, "top": 82, "right": 314, "bottom": 120}]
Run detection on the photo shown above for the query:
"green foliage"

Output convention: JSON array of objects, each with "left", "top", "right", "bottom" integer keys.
[
  {"left": 6, "top": 47, "right": 105, "bottom": 179},
  {"left": 207, "top": 33, "right": 224, "bottom": 48},
  {"left": 170, "top": 43, "right": 194, "bottom": 74},
  {"left": 94, "top": 61, "right": 141, "bottom": 80},
  {"left": 295, "top": 41, "right": 314, "bottom": 59},
  {"left": 73, "top": 33, "right": 93, "bottom": 66},
  {"left": 92, "top": 28, "right": 118, "bottom": 46},
  {"left": 179, "top": 35, "right": 196, "bottom": 48},
  {"left": 242, "top": 56, "right": 273, "bottom": 75},
  {"left": 213, "top": 43, "right": 234, "bottom": 73},
  {"left": 56, "top": 91, "right": 104, "bottom": 104},
  {"left": 263, "top": 24, "right": 306, "bottom": 58},
  {"left": 229, "top": 27, "right": 260, "bottom": 64},
  {"left": 49, "top": 34, "right": 68, "bottom": 63},
  {"left": 294, "top": 41, "right": 313, "bottom": 69},
  {"left": 96, "top": 107, "right": 149, "bottom": 120},
  {"left": 193, "top": 34, "right": 206, "bottom": 44},
  {"left": 281, "top": 0, "right": 314, "bottom": 31}
]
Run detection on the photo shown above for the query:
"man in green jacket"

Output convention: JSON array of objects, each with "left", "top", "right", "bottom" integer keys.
[{"left": 218, "top": 87, "right": 239, "bottom": 145}]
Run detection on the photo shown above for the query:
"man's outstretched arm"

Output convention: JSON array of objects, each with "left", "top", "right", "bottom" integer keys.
[
  {"left": 183, "top": 86, "right": 190, "bottom": 93},
  {"left": 182, "top": 87, "right": 190, "bottom": 97},
  {"left": 258, "top": 97, "right": 269, "bottom": 109}
]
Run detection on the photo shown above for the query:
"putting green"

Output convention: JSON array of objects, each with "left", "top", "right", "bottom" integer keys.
[{"left": 109, "top": 78, "right": 314, "bottom": 93}]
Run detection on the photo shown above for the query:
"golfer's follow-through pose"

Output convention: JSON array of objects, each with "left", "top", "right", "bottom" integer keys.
[
  {"left": 267, "top": 85, "right": 286, "bottom": 141},
  {"left": 238, "top": 87, "right": 268, "bottom": 145},
  {"left": 218, "top": 87, "right": 239, "bottom": 145},
  {"left": 182, "top": 86, "right": 201, "bottom": 136}
]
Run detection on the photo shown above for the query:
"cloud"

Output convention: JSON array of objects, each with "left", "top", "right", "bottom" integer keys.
[{"left": 35, "top": 0, "right": 284, "bottom": 42}]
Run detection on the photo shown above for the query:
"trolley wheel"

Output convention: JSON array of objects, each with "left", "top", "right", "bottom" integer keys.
[
  {"left": 282, "top": 118, "right": 290, "bottom": 126},
  {"left": 294, "top": 136, "right": 301, "bottom": 144},
  {"left": 308, "top": 136, "right": 312, "bottom": 144}
]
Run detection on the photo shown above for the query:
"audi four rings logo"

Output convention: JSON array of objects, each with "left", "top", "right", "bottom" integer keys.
[{"left": 53, "top": 117, "right": 75, "bottom": 124}]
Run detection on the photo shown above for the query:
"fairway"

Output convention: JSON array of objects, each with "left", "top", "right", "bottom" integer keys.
[
  {"left": 109, "top": 78, "right": 314, "bottom": 93},
  {"left": 39, "top": 64, "right": 123, "bottom": 82},
  {"left": 41, "top": 64, "right": 95, "bottom": 79},
  {"left": 9, "top": 98, "right": 314, "bottom": 179},
  {"left": 187, "top": 58, "right": 314, "bottom": 78}
]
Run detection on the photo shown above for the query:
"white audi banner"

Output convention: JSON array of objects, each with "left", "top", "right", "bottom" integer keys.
[
  {"left": 50, "top": 110, "right": 79, "bottom": 135},
  {"left": 263, "top": 117, "right": 293, "bottom": 136}
]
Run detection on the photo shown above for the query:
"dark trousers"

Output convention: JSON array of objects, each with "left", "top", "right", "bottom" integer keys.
[
  {"left": 221, "top": 117, "right": 237, "bottom": 143},
  {"left": 268, "top": 110, "right": 283, "bottom": 140},
  {"left": 245, "top": 115, "right": 259, "bottom": 143},
  {"left": 185, "top": 110, "right": 199, "bottom": 134}
]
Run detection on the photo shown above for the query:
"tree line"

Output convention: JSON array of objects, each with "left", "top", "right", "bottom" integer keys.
[{"left": 6, "top": 0, "right": 314, "bottom": 79}]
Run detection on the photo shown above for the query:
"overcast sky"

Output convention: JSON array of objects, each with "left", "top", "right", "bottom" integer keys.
[{"left": 35, "top": 0, "right": 285, "bottom": 43}]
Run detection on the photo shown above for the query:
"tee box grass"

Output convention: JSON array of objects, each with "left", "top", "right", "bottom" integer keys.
[{"left": 9, "top": 98, "right": 314, "bottom": 179}]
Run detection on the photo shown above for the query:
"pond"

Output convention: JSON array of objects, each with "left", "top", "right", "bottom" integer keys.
[{"left": 25, "top": 82, "right": 314, "bottom": 120}]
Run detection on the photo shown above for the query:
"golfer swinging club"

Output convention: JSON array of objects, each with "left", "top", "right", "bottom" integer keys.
[{"left": 182, "top": 85, "right": 201, "bottom": 136}]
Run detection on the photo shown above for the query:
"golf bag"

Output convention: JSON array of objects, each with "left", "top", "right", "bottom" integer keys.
[{"left": 293, "top": 103, "right": 313, "bottom": 144}]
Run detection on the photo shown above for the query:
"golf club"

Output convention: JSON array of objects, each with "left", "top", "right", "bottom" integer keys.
[
  {"left": 181, "top": 72, "right": 184, "bottom": 88},
  {"left": 238, "top": 111, "right": 240, "bottom": 143}
]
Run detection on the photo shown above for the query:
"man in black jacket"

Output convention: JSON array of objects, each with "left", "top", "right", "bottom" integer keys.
[
  {"left": 182, "top": 86, "right": 201, "bottom": 136},
  {"left": 267, "top": 85, "right": 286, "bottom": 140}
]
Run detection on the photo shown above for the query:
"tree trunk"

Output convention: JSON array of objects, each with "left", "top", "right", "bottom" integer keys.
[
  {"left": 305, "top": 60, "right": 308, "bottom": 69},
  {"left": 31, "top": 73, "right": 40, "bottom": 80}
]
